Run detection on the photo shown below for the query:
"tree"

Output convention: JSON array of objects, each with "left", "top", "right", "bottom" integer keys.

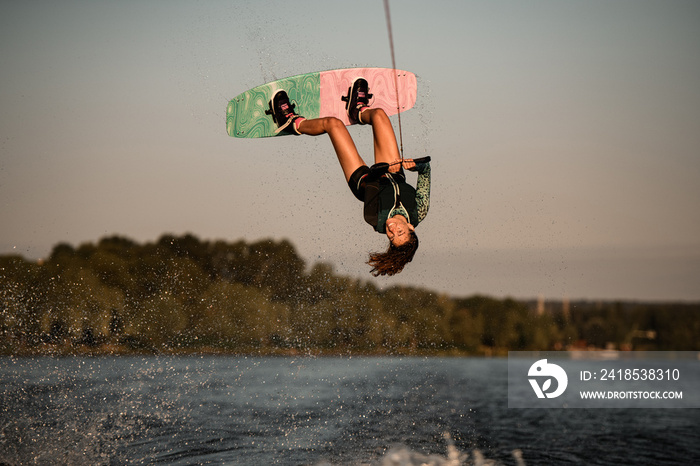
[
  {"left": 125, "top": 291, "right": 187, "bottom": 348},
  {"left": 42, "top": 267, "right": 125, "bottom": 344},
  {"left": 195, "top": 281, "right": 290, "bottom": 349},
  {"left": 0, "top": 256, "right": 44, "bottom": 346}
]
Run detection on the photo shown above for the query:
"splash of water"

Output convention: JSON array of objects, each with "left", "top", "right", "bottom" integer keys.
[{"left": 376, "top": 433, "right": 525, "bottom": 466}]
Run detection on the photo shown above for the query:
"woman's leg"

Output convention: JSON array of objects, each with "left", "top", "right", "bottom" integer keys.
[
  {"left": 360, "top": 108, "right": 401, "bottom": 165},
  {"left": 297, "top": 117, "right": 366, "bottom": 182}
]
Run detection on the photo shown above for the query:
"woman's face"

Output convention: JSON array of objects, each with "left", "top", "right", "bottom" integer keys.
[{"left": 386, "top": 216, "right": 414, "bottom": 247}]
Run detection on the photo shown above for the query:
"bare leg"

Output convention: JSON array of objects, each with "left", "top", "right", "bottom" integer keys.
[
  {"left": 297, "top": 117, "right": 366, "bottom": 182},
  {"left": 360, "top": 108, "right": 401, "bottom": 165}
]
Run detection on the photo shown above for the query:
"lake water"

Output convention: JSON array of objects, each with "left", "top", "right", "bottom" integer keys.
[{"left": 1, "top": 356, "right": 698, "bottom": 465}]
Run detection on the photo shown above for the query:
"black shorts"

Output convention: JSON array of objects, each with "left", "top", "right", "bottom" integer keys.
[
  {"left": 347, "top": 165, "right": 406, "bottom": 201},
  {"left": 348, "top": 165, "right": 370, "bottom": 201}
]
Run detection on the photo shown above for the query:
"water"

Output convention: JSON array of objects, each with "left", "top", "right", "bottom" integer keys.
[{"left": 1, "top": 356, "right": 698, "bottom": 465}]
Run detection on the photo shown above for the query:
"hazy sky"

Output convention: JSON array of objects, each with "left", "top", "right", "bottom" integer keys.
[{"left": 1, "top": 0, "right": 699, "bottom": 301}]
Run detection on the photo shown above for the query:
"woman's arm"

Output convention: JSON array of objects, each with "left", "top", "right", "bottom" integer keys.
[{"left": 415, "top": 162, "right": 431, "bottom": 222}]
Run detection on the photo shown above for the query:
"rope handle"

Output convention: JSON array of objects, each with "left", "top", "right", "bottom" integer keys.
[{"left": 387, "top": 156, "right": 431, "bottom": 167}]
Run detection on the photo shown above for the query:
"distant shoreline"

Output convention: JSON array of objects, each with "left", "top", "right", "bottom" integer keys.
[{"left": 3, "top": 235, "right": 699, "bottom": 358}]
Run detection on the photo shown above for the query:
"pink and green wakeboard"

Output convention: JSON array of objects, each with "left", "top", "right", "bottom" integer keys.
[{"left": 226, "top": 67, "right": 417, "bottom": 138}]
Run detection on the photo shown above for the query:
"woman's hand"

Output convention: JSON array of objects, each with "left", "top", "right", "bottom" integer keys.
[
  {"left": 403, "top": 159, "right": 418, "bottom": 171},
  {"left": 388, "top": 159, "right": 418, "bottom": 173}
]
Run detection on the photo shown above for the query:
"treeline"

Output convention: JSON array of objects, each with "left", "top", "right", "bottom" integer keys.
[{"left": 1, "top": 234, "right": 698, "bottom": 355}]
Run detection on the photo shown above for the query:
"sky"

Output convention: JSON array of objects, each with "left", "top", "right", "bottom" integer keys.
[{"left": 1, "top": 0, "right": 699, "bottom": 302}]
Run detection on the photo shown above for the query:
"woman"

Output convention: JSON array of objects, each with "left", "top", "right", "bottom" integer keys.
[{"left": 267, "top": 78, "right": 431, "bottom": 276}]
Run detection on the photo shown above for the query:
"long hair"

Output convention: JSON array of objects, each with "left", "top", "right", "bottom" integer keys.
[{"left": 367, "top": 232, "right": 419, "bottom": 276}]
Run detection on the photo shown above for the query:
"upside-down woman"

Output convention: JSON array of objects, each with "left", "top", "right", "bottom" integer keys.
[{"left": 267, "top": 78, "right": 431, "bottom": 276}]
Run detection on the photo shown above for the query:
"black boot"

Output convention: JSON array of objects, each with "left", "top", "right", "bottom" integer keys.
[
  {"left": 266, "top": 90, "right": 304, "bottom": 135},
  {"left": 342, "top": 78, "right": 373, "bottom": 124}
]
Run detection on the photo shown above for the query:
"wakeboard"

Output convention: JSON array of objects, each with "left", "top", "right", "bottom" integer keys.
[{"left": 226, "top": 67, "right": 417, "bottom": 138}]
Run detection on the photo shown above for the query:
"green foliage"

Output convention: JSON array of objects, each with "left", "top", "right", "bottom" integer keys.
[{"left": 1, "top": 234, "right": 698, "bottom": 355}]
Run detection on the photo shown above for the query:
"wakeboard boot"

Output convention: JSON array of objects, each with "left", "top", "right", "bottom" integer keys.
[
  {"left": 266, "top": 89, "right": 304, "bottom": 135},
  {"left": 342, "top": 77, "right": 373, "bottom": 124}
]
